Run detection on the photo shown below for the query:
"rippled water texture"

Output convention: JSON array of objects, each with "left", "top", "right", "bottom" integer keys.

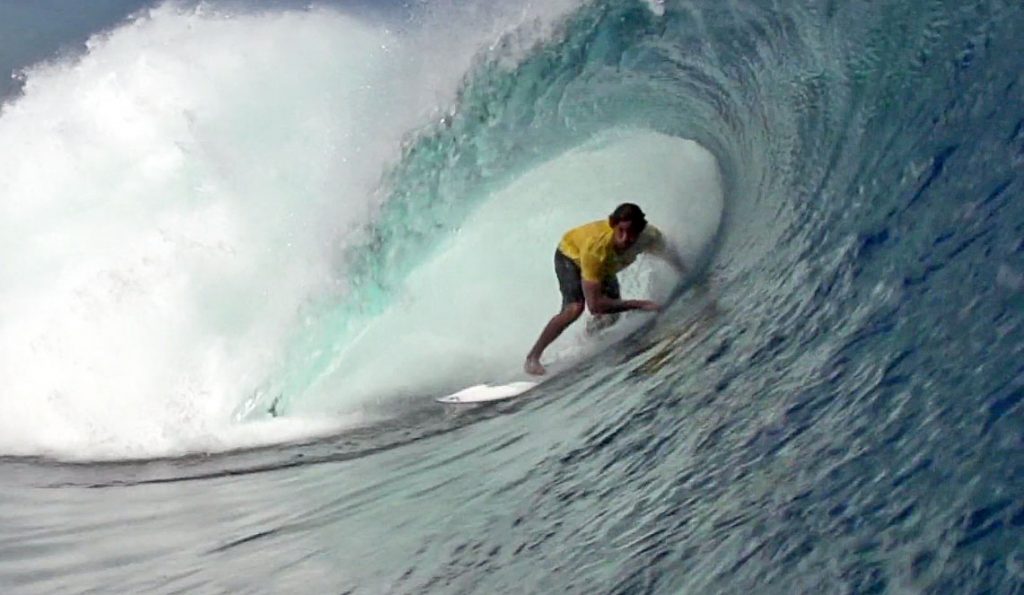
[{"left": 2, "top": 0, "right": 1023, "bottom": 592}]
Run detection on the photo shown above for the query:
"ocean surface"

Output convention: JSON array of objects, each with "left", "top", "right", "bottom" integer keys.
[{"left": 1, "top": 0, "right": 1023, "bottom": 592}]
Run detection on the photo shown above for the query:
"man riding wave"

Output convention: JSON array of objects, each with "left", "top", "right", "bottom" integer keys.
[{"left": 524, "top": 203, "right": 685, "bottom": 375}]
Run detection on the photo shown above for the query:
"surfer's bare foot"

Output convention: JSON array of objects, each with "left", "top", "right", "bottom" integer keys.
[{"left": 524, "top": 357, "right": 546, "bottom": 376}]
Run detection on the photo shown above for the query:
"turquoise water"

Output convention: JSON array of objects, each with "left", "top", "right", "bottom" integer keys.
[{"left": 2, "top": 0, "right": 1023, "bottom": 592}]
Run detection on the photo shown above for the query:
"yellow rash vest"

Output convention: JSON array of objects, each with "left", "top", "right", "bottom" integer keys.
[{"left": 557, "top": 220, "right": 665, "bottom": 282}]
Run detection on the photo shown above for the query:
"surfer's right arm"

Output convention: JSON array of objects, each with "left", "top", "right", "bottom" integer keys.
[{"left": 582, "top": 280, "right": 660, "bottom": 314}]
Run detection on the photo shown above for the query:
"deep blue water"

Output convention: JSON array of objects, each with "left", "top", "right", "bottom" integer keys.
[{"left": 1, "top": 0, "right": 1023, "bottom": 593}]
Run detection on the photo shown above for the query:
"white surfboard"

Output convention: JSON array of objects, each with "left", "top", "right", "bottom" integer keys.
[{"left": 435, "top": 380, "right": 539, "bottom": 405}]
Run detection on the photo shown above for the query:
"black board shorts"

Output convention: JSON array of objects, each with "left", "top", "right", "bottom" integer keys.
[{"left": 554, "top": 249, "right": 620, "bottom": 308}]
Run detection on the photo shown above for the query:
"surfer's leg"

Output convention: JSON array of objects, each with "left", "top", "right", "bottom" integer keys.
[
  {"left": 525, "top": 250, "right": 586, "bottom": 375},
  {"left": 586, "top": 276, "right": 621, "bottom": 335},
  {"left": 525, "top": 301, "right": 584, "bottom": 375}
]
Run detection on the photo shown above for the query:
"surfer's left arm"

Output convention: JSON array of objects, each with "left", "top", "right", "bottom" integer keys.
[
  {"left": 645, "top": 227, "right": 687, "bottom": 276},
  {"left": 659, "top": 245, "right": 688, "bottom": 276}
]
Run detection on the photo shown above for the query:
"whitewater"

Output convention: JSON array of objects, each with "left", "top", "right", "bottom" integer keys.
[{"left": 1, "top": 0, "right": 1023, "bottom": 593}]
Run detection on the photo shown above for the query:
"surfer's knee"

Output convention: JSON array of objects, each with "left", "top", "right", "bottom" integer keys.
[{"left": 563, "top": 302, "right": 585, "bottom": 320}]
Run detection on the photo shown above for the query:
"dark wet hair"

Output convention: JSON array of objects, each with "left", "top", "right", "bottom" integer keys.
[{"left": 609, "top": 202, "right": 647, "bottom": 232}]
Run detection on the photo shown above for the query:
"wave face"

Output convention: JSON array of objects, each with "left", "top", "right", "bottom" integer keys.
[{"left": 2, "top": 0, "right": 1024, "bottom": 591}]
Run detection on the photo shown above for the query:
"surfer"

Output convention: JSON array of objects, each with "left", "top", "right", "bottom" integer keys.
[{"left": 524, "top": 202, "right": 686, "bottom": 376}]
